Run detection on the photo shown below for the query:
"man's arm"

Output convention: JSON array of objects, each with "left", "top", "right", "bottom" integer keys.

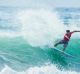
[
  {"left": 70, "top": 31, "right": 80, "bottom": 34},
  {"left": 73, "top": 31, "right": 80, "bottom": 32}
]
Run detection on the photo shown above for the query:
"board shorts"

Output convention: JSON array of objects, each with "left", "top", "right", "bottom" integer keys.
[{"left": 59, "top": 40, "right": 68, "bottom": 45}]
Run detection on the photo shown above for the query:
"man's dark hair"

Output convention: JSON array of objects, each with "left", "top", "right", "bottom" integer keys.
[{"left": 66, "top": 30, "right": 70, "bottom": 32}]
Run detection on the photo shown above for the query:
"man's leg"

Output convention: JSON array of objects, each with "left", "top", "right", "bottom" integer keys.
[
  {"left": 62, "top": 44, "right": 67, "bottom": 51},
  {"left": 54, "top": 40, "right": 63, "bottom": 47}
]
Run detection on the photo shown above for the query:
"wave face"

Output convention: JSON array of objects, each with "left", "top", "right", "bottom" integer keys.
[{"left": 0, "top": 7, "right": 80, "bottom": 74}]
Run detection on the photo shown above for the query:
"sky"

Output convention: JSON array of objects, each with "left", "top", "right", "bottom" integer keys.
[{"left": 0, "top": 0, "right": 80, "bottom": 8}]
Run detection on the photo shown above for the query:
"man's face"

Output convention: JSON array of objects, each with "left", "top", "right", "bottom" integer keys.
[{"left": 67, "top": 31, "right": 70, "bottom": 33}]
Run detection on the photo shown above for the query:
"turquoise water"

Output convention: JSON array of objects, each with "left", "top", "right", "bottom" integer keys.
[
  {"left": 0, "top": 36, "right": 80, "bottom": 72},
  {"left": 0, "top": 37, "right": 50, "bottom": 71}
]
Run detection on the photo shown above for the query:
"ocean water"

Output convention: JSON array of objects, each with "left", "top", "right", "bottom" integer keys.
[{"left": 0, "top": 7, "right": 80, "bottom": 74}]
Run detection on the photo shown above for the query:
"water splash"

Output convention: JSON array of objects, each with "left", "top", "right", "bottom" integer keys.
[{"left": 18, "top": 9, "right": 65, "bottom": 47}]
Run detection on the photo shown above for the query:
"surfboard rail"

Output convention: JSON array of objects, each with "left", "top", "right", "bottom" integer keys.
[{"left": 51, "top": 47, "right": 76, "bottom": 58}]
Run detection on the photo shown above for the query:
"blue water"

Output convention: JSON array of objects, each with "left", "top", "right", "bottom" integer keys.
[{"left": 0, "top": 7, "right": 80, "bottom": 74}]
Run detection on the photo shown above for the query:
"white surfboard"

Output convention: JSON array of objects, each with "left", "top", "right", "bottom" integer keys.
[{"left": 51, "top": 47, "right": 76, "bottom": 58}]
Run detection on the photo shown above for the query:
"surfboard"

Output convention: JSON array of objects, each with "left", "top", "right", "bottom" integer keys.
[{"left": 51, "top": 47, "right": 75, "bottom": 58}]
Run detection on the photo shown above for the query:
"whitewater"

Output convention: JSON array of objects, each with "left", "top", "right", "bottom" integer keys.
[{"left": 0, "top": 8, "right": 80, "bottom": 74}]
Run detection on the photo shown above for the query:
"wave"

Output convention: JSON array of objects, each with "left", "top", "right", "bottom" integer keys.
[
  {"left": 0, "top": 37, "right": 79, "bottom": 72},
  {"left": 0, "top": 8, "right": 80, "bottom": 73}
]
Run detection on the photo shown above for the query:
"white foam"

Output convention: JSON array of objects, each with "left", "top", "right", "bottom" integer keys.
[
  {"left": 0, "top": 64, "right": 79, "bottom": 74},
  {"left": 26, "top": 65, "right": 79, "bottom": 74},
  {"left": 18, "top": 9, "right": 66, "bottom": 47}
]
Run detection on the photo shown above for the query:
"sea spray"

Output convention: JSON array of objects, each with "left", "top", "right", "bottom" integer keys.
[{"left": 17, "top": 9, "right": 65, "bottom": 47}]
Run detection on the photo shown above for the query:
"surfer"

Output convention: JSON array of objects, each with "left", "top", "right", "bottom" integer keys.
[{"left": 54, "top": 30, "right": 80, "bottom": 51}]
